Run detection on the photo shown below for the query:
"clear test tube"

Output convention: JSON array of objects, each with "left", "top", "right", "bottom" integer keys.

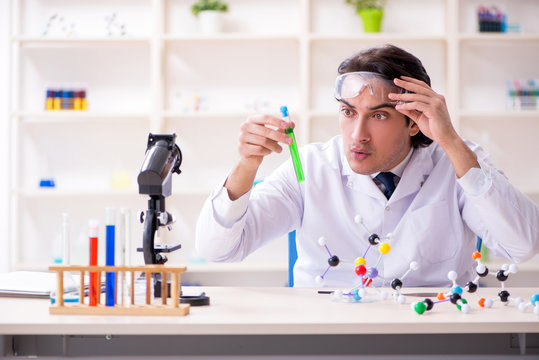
[{"left": 119, "top": 208, "right": 131, "bottom": 306}]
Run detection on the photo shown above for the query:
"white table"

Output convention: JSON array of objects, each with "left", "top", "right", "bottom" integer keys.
[{"left": 1, "top": 287, "right": 538, "bottom": 357}]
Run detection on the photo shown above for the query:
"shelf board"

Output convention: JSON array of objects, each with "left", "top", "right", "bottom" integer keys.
[
  {"left": 163, "top": 111, "right": 252, "bottom": 119},
  {"left": 163, "top": 34, "right": 298, "bottom": 42},
  {"left": 15, "top": 112, "right": 150, "bottom": 123},
  {"left": 459, "top": 33, "right": 539, "bottom": 42},
  {"left": 16, "top": 188, "right": 139, "bottom": 198},
  {"left": 459, "top": 110, "right": 539, "bottom": 119},
  {"left": 309, "top": 34, "right": 446, "bottom": 42},
  {"left": 15, "top": 188, "right": 212, "bottom": 199},
  {"left": 14, "top": 36, "right": 150, "bottom": 45}
]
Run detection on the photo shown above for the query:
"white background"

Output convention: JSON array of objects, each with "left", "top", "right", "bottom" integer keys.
[
  {"left": 1, "top": 1, "right": 10, "bottom": 272},
  {"left": 1, "top": 0, "right": 538, "bottom": 276}
]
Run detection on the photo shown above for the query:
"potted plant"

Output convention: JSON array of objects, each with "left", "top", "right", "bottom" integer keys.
[
  {"left": 191, "top": 0, "right": 229, "bottom": 34},
  {"left": 345, "top": 0, "right": 386, "bottom": 33}
]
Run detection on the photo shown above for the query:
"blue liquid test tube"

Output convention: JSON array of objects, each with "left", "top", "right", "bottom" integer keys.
[
  {"left": 105, "top": 208, "right": 116, "bottom": 306},
  {"left": 280, "top": 106, "right": 304, "bottom": 183}
]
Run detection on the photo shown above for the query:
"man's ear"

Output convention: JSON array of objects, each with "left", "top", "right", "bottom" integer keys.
[{"left": 408, "top": 119, "right": 420, "bottom": 137}]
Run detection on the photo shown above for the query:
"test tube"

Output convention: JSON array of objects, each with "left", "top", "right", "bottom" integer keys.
[
  {"left": 280, "top": 106, "right": 304, "bottom": 183},
  {"left": 105, "top": 208, "right": 116, "bottom": 307},
  {"left": 119, "top": 208, "right": 131, "bottom": 306},
  {"left": 88, "top": 219, "right": 99, "bottom": 306}
]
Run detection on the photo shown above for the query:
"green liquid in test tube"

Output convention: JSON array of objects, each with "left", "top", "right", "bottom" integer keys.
[{"left": 280, "top": 106, "right": 304, "bottom": 183}]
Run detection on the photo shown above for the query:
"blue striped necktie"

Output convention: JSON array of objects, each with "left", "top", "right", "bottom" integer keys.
[{"left": 375, "top": 172, "right": 396, "bottom": 199}]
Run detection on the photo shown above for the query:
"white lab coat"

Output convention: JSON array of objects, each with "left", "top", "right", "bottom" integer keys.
[{"left": 196, "top": 136, "right": 539, "bottom": 288}]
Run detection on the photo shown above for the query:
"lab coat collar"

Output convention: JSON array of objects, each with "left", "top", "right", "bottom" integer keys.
[{"left": 341, "top": 143, "right": 434, "bottom": 202}]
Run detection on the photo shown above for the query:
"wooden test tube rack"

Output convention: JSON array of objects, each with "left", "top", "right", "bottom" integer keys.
[{"left": 48, "top": 265, "right": 190, "bottom": 316}]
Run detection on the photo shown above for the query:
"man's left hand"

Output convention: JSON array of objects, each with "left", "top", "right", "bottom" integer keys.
[
  {"left": 388, "top": 76, "right": 458, "bottom": 147},
  {"left": 389, "top": 76, "right": 480, "bottom": 178}
]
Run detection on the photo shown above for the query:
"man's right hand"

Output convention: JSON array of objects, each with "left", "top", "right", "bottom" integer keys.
[
  {"left": 238, "top": 114, "right": 293, "bottom": 168},
  {"left": 225, "top": 114, "right": 293, "bottom": 200}
]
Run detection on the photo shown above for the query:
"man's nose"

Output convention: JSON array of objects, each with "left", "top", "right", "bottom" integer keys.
[{"left": 351, "top": 117, "right": 370, "bottom": 143}]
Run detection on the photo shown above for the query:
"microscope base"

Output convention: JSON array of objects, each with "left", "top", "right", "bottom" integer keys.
[{"left": 154, "top": 278, "right": 210, "bottom": 306}]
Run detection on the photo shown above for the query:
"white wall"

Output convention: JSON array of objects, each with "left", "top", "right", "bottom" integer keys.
[{"left": 0, "top": 0, "right": 10, "bottom": 273}]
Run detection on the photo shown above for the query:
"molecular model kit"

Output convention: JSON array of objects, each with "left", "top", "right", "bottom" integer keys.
[
  {"left": 316, "top": 214, "right": 539, "bottom": 316},
  {"left": 412, "top": 250, "right": 539, "bottom": 316},
  {"left": 317, "top": 215, "right": 420, "bottom": 304}
]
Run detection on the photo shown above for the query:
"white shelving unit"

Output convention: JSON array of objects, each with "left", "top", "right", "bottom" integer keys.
[{"left": 8, "top": 0, "right": 539, "bottom": 276}]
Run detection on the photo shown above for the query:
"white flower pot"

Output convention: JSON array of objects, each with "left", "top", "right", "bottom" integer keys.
[{"left": 198, "top": 10, "right": 224, "bottom": 34}]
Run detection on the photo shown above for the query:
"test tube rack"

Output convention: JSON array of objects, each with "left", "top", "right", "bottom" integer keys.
[{"left": 49, "top": 265, "right": 190, "bottom": 316}]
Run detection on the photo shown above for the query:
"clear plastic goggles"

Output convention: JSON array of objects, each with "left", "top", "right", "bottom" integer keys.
[{"left": 334, "top": 71, "right": 404, "bottom": 104}]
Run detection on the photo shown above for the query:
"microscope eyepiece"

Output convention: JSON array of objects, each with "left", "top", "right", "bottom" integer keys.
[{"left": 137, "top": 134, "right": 182, "bottom": 197}]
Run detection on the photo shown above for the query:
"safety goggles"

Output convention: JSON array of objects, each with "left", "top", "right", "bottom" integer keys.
[{"left": 334, "top": 71, "right": 405, "bottom": 104}]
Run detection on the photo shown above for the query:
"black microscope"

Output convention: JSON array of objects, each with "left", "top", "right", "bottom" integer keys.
[{"left": 137, "top": 133, "right": 209, "bottom": 306}]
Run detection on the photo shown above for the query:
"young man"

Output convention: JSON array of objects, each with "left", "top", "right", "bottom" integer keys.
[{"left": 195, "top": 45, "right": 539, "bottom": 287}]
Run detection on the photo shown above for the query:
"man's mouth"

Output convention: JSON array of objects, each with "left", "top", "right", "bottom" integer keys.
[{"left": 351, "top": 148, "right": 371, "bottom": 161}]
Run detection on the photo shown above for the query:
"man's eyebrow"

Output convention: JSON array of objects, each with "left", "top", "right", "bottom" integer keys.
[
  {"left": 369, "top": 103, "right": 395, "bottom": 111},
  {"left": 337, "top": 99, "right": 355, "bottom": 108}
]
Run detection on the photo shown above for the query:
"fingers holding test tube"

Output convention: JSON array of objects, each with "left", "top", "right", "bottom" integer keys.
[
  {"left": 225, "top": 113, "right": 296, "bottom": 201},
  {"left": 238, "top": 114, "right": 293, "bottom": 168}
]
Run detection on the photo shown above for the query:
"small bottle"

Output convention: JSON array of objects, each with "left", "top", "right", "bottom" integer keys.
[
  {"left": 534, "top": 80, "right": 539, "bottom": 110},
  {"left": 506, "top": 81, "right": 516, "bottom": 111},
  {"left": 45, "top": 89, "right": 54, "bottom": 111},
  {"left": 79, "top": 89, "right": 88, "bottom": 110},
  {"left": 73, "top": 90, "right": 82, "bottom": 110},
  {"left": 53, "top": 90, "right": 62, "bottom": 110},
  {"left": 62, "top": 90, "right": 74, "bottom": 110},
  {"left": 515, "top": 83, "right": 523, "bottom": 111}
]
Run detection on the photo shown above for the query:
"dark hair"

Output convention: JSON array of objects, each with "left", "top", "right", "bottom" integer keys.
[{"left": 338, "top": 44, "right": 433, "bottom": 148}]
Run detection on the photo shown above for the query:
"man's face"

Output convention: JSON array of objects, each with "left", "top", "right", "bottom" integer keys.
[{"left": 339, "top": 80, "right": 419, "bottom": 175}]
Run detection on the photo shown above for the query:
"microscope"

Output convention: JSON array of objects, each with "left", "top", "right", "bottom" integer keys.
[
  {"left": 137, "top": 133, "right": 209, "bottom": 305},
  {"left": 137, "top": 133, "right": 182, "bottom": 265}
]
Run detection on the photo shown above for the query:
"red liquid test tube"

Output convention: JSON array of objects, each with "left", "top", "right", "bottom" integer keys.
[{"left": 88, "top": 219, "right": 99, "bottom": 306}]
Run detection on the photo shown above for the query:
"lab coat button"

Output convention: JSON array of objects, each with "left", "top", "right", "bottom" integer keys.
[{"left": 385, "top": 206, "right": 390, "bottom": 211}]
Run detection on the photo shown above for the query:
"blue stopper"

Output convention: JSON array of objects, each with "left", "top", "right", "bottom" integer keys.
[{"left": 279, "top": 105, "right": 288, "bottom": 117}]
